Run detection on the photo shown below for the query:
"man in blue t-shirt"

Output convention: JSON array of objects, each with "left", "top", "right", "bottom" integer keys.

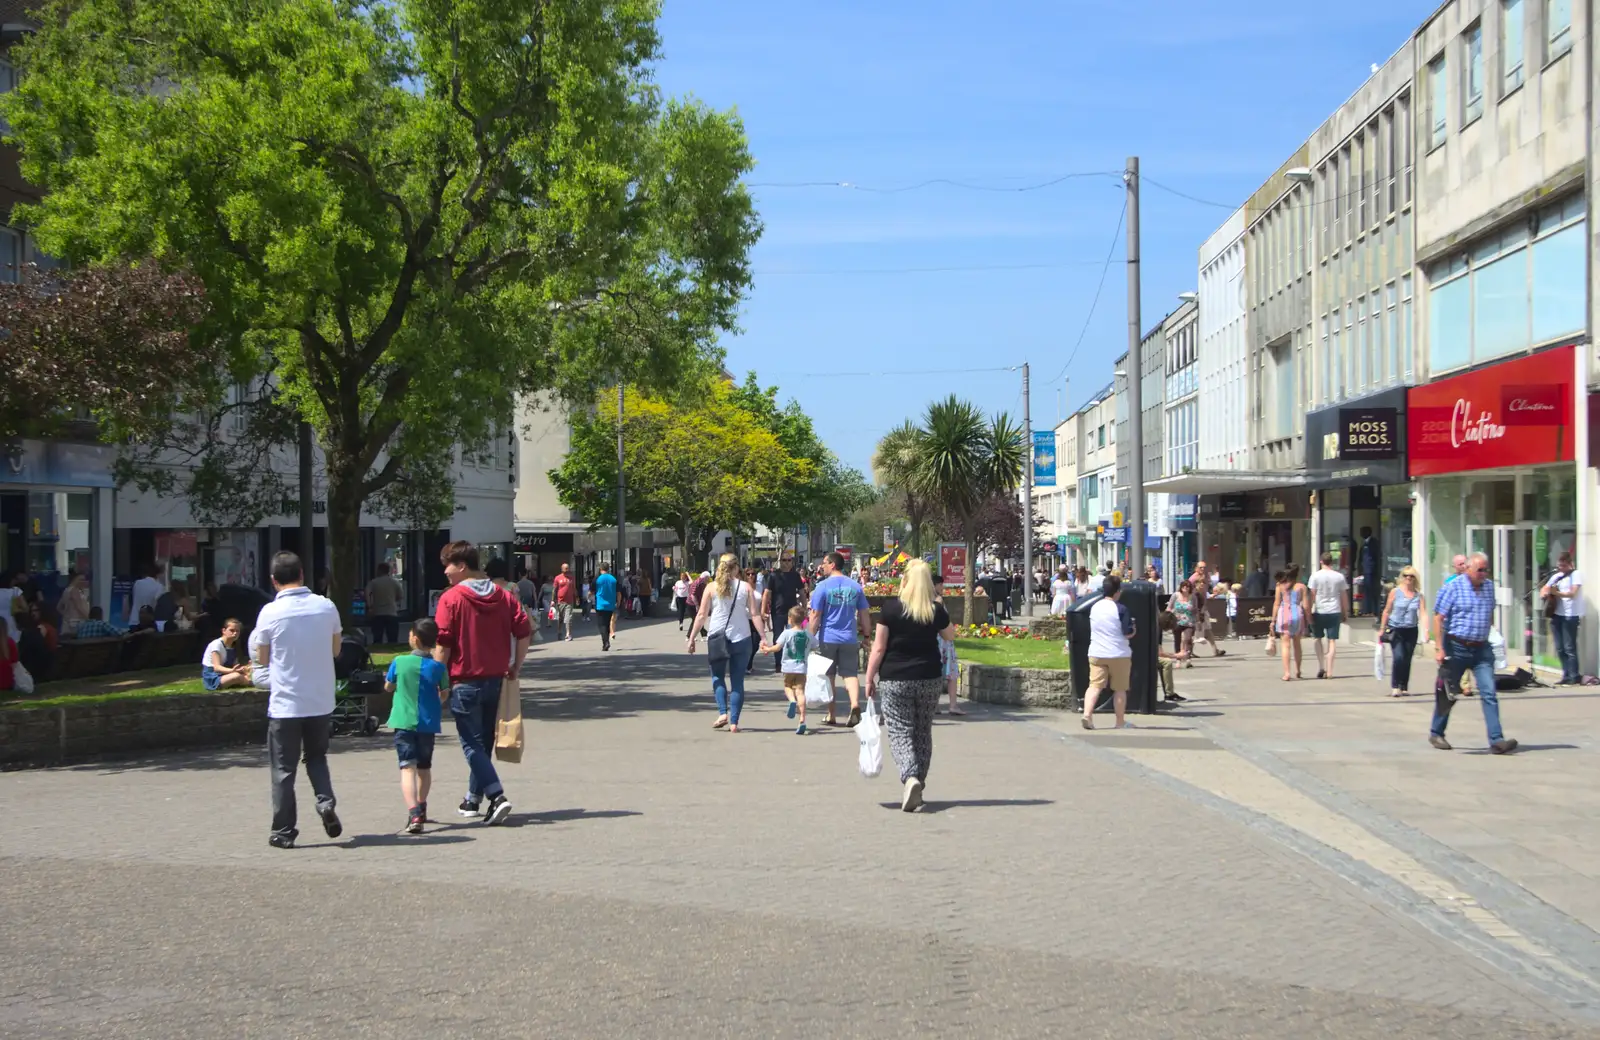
[
  {"left": 807, "top": 551, "right": 872, "bottom": 727},
  {"left": 593, "top": 563, "right": 619, "bottom": 651}
]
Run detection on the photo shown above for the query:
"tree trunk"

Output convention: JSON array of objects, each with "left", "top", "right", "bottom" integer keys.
[
  {"left": 324, "top": 456, "right": 365, "bottom": 629},
  {"left": 962, "top": 511, "right": 977, "bottom": 629}
]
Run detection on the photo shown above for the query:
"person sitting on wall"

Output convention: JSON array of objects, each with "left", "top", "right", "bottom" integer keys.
[
  {"left": 72, "top": 606, "right": 126, "bottom": 640},
  {"left": 202, "top": 617, "right": 255, "bottom": 690}
]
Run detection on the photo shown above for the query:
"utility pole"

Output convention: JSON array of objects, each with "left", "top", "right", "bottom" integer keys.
[
  {"left": 297, "top": 420, "right": 314, "bottom": 581},
  {"left": 1021, "top": 362, "right": 1034, "bottom": 617},
  {"left": 1125, "top": 156, "right": 1144, "bottom": 578},
  {"left": 616, "top": 383, "right": 627, "bottom": 573}
]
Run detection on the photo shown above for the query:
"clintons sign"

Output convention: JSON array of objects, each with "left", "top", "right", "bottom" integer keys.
[{"left": 1407, "top": 346, "right": 1574, "bottom": 477}]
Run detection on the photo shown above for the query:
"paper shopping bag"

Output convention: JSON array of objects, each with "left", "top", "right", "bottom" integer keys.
[{"left": 494, "top": 674, "right": 524, "bottom": 763}]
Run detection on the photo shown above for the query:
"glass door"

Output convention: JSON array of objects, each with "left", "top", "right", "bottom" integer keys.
[{"left": 1499, "top": 527, "right": 1533, "bottom": 663}]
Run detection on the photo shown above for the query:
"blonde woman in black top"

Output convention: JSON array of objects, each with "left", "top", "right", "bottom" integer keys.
[{"left": 864, "top": 559, "right": 956, "bottom": 812}]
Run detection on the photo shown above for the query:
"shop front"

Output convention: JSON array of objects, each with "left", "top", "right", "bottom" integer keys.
[
  {"left": 1197, "top": 488, "right": 1311, "bottom": 587},
  {"left": 0, "top": 439, "right": 116, "bottom": 615},
  {"left": 1305, "top": 387, "right": 1413, "bottom": 616},
  {"left": 1409, "top": 345, "right": 1577, "bottom": 674}
]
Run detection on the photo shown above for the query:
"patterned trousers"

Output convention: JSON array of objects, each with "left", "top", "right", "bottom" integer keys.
[{"left": 877, "top": 677, "right": 942, "bottom": 784}]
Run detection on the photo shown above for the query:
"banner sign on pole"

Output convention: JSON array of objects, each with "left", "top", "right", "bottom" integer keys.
[{"left": 1031, "top": 431, "right": 1056, "bottom": 488}]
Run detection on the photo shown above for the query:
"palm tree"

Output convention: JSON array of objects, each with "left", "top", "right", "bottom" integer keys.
[
  {"left": 911, "top": 395, "right": 1025, "bottom": 623},
  {"left": 872, "top": 421, "right": 929, "bottom": 557}
]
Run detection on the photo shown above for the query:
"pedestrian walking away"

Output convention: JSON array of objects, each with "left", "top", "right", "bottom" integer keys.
[
  {"left": 759, "top": 604, "right": 812, "bottom": 734},
  {"left": 1307, "top": 553, "right": 1349, "bottom": 679},
  {"left": 249, "top": 551, "right": 344, "bottom": 849},
  {"left": 433, "top": 540, "right": 532, "bottom": 825},
  {"left": 1048, "top": 566, "right": 1074, "bottom": 616},
  {"left": 593, "top": 563, "right": 619, "bottom": 651},
  {"left": 672, "top": 571, "right": 692, "bottom": 630},
  {"left": 808, "top": 551, "right": 872, "bottom": 727},
  {"left": 1379, "top": 566, "right": 1425, "bottom": 697},
  {"left": 552, "top": 562, "right": 578, "bottom": 641},
  {"left": 863, "top": 559, "right": 954, "bottom": 811},
  {"left": 1273, "top": 564, "right": 1308, "bottom": 681},
  {"left": 685, "top": 553, "right": 763, "bottom": 733},
  {"left": 384, "top": 618, "right": 449, "bottom": 834},
  {"left": 1430, "top": 551, "right": 1517, "bottom": 754},
  {"left": 1540, "top": 550, "right": 1584, "bottom": 685},
  {"left": 761, "top": 555, "right": 804, "bottom": 674},
  {"left": 1081, "top": 573, "right": 1135, "bottom": 731},
  {"left": 365, "top": 561, "right": 403, "bottom": 645}
]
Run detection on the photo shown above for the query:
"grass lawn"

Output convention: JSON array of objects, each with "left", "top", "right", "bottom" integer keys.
[
  {"left": 1, "top": 646, "right": 406, "bottom": 710},
  {"left": 954, "top": 637, "right": 1070, "bottom": 671}
]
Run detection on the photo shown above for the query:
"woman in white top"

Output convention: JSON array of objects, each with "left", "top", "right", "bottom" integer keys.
[
  {"left": 686, "top": 553, "right": 764, "bottom": 733},
  {"left": 1080, "top": 574, "right": 1134, "bottom": 731},
  {"left": 1049, "top": 566, "right": 1075, "bottom": 616},
  {"left": 672, "top": 571, "right": 692, "bottom": 630}
]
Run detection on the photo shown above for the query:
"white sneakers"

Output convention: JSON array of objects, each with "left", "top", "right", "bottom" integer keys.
[{"left": 901, "top": 777, "right": 924, "bottom": 813}]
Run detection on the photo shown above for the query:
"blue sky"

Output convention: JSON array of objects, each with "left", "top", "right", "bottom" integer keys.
[{"left": 653, "top": 0, "right": 1436, "bottom": 478}]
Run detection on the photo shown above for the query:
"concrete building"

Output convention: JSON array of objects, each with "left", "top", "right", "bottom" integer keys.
[
  {"left": 1073, "top": 383, "right": 1118, "bottom": 573},
  {"left": 1409, "top": 0, "right": 1591, "bottom": 677}
]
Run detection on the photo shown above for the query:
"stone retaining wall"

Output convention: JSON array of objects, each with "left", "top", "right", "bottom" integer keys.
[
  {"left": 0, "top": 690, "right": 272, "bottom": 769},
  {"left": 958, "top": 662, "right": 1073, "bottom": 709}
]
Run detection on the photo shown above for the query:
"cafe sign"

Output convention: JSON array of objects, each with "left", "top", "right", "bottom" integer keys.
[{"left": 1408, "top": 346, "right": 1574, "bottom": 477}]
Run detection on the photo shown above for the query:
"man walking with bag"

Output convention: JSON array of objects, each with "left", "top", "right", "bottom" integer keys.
[
  {"left": 808, "top": 551, "right": 872, "bottom": 727},
  {"left": 552, "top": 562, "right": 578, "bottom": 642},
  {"left": 433, "top": 540, "right": 532, "bottom": 825},
  {"left": 250, "top": 552, "right": 344, "bottom": 849},
  {"left": 1429, "top": 551, "right": 1517, "bottom": 754}
]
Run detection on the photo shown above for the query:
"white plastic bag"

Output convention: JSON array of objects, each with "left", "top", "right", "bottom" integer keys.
[
  {"left": 804, "top": 653, "right": 833, "bottom": 708},
  {"left": 1373, "top": 640, "right": 1388, "bottom": 681},
  {"left": 856, "top": 698, "right": 883, "bottom": 778},
  {"left": 12, "top": 661, "right": 33, "bottom": 695},
  {"left": 1490, "top": 628, "right": 1508, "bottom": 671}
]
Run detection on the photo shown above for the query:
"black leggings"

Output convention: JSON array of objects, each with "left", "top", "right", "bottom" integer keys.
[{"left": 677, "top": 598, "right": 690, "bottom": 624}]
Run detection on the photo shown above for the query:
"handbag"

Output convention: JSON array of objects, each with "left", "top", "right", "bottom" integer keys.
[
  {"left": 12, "top": 661, "right": 34, "bottom": 695},
  {"left": 856, "top": 697, "right": 883, "bottom": 778},
  {"left": 493, "top": 673, "right": 524, "bottom": 763},
  {"left": 705, "top": 581, "right": 744, "bottom": 665}
]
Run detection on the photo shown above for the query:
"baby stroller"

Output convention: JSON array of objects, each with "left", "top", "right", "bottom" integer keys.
[{"left": 332, "top": 629, "right": 384, "bottom": 736}]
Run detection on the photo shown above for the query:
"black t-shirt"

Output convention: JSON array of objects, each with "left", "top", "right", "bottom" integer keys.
[
  {"left": 877, "top": 599, "right": 951, "bottom": 681},
  {"left": 768, "top": 569, "right": 803, "bottom": 613}
]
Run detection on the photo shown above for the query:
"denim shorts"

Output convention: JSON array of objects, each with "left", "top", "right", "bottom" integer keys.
[
  {"left": 201, "top": 666, "right": 222, "bottom": 691},
  {"left": 1310, "top": 612, "right": 1342, "bottom": 640},
  {"left": 394, "top": 729, "right": 436, "bottom": 770}
]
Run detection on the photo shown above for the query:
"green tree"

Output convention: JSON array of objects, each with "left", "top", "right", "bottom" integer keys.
[
  {"left": 872, "top": 420, "right": 929, "bottom": 557},
  {"left": 3, "top": 0, "right": 758, "bottom": 617},
  {"left": 548, "top": 382, "right": 798, "bottom": 570},
  {"left": 911, "top": 396, "right": 1025, "bottom": 622}
]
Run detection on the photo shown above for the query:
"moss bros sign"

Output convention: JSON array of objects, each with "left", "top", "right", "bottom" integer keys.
[
  {"left": 1407, "top": 345, "right": 1574, "bottom": 478},
  {"left": 1305, "top": 387, "right": 1406, "bottom": 485}
]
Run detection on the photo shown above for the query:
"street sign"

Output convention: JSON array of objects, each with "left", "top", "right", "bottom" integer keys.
[
  {"left": 937, "top": 543, "right": 967, "bottom": 587},
  {"left": 1031, "top": 430, "right": 1056, "bottom": 488},
  {"left": 1112, "top": 510, "right": 1124, "bottom": 527}
]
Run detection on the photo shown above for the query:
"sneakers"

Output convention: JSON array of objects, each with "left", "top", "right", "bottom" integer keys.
[
  {"left": 901, "top": 777, "right": 924, "bottom": 813},
  {"left": 1429, "top": 734, "right": 1453, "bottom": 751},
  {"left": 795, "top": 723, "right": 807, "bottom": 735},
  {"left": 458, "top": 798, "right": 482, "bottom": 818},
  {"left": 1490, "top": 738, "right": 1519, "bottom": 755},
  {"left": 268, "top": 833, "right": 295, "bottom": 849},
  {"left": 318, "top": 806, "right": 343, "bottom": 839},
  {"left": 787, "top": 701, "right": 798, "bottom": 720},
  {"left": 405, "top": 807, "right": 424, "bottom": 835},
  {"left": 484, "top": 794, "right": 512, "bottom": 826},
  {"left": 417, "top": 801, "right": 429, "bottom": 822},
  {"left": 847, "top": 706, "right": 861, "bottom": 728}
]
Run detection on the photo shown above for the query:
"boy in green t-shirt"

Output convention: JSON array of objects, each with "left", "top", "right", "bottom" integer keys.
[{"left": 384, "top": 619, "right": 449, "bottom": 834}]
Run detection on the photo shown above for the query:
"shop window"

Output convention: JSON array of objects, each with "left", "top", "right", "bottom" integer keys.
[
  {"left": 1473, "top": 250, "right": 1530, "bottom": 358},
  {"left": 1530, "top": 222, "right": 1585, "bottom": 343}
]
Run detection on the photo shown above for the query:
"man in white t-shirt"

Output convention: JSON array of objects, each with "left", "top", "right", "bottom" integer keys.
[
  {"left": 129, "top": 564, "right": 165, "bottom": 624},
  {"left": 1306, "top": 552, "right": 1350, "bottom": 680},
  {"left": 249, "top": 551, "right": 344, "bottom": 849},
  {"left": 1081, "top": 574, "right": 1135, "bottom": 731},
  {"left": 1541, "top": 550, "right": 1585, "bottom": 685}
]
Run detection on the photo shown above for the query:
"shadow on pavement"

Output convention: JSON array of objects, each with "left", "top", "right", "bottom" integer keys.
[
  {"left": 877, "top": 798, "right": 1055, "bottom": 814},
  {"left": 335, "top": 833, "right": 477, "bottom": 848}
]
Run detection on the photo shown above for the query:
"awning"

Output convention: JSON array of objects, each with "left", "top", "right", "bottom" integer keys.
[{"left": 1141, "top": 470, "right": 1308, "bottom": 495}]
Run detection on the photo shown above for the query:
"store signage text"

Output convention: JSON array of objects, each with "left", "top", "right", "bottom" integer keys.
[
  {"left": 1407, "top": 346, "right": 1574, "bottom": 477},
  {"left": 1340, "top": 408, "right": 1398, "bottom": 459}
]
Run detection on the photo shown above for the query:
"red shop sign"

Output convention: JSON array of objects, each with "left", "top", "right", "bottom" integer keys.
[{"left": 1407, "top": 346, "right": 1575, "bottom": 477}]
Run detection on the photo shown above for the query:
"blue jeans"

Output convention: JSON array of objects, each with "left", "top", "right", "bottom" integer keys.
[
  {"left": 711, "top": 642, "right": 750, "bottom": 725},
  {"left": 1431, "top": 636, "right": 1505, "bottom": 745},
  {"left": 450, "top": 678, "right": 504, "bottom": 802},
  {"left": 1550, "top": 615, "right": 1581, "bottom": 684}
]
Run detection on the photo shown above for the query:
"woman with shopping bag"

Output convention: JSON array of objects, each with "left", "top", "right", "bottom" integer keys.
[{"left": 863, "top": 559, "right": 955, "bottom": 812}]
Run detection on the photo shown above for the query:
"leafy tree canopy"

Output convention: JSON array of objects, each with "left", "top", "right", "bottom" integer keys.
[{"left": 1, "top": 0, "right": 759, "bottom": 614}]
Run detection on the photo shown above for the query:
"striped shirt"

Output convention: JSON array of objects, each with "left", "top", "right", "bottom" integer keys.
[{"left": 1434, "top": 575, "right": 1495, "bottom": 641}]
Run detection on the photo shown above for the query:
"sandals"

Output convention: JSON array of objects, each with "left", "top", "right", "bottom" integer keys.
[{"left": 712, "top": 715, "right": 729, "bottom": 729}]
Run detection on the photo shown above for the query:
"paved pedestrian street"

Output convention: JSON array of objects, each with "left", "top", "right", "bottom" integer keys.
[{"left": 4, "top": 618, "right": 1600, "bottom": 1038}]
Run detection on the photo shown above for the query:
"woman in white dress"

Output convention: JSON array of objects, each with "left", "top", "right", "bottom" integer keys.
[{"left": 1049, "top": 566, "right": 1075, "bottom": 616}]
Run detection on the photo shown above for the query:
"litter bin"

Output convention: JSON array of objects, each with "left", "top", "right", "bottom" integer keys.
[{"left": 1066, "top": 580, "right": 1162, "bottom": 715}]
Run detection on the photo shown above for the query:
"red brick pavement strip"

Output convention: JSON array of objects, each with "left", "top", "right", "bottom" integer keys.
[{"left": 0, "top": 617, "right": 1592, "bottom": 1034}]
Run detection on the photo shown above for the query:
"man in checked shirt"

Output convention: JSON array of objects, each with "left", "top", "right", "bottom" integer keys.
[{"left": 1429, "top": 551, "right": 1518, "bottom": 754}]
